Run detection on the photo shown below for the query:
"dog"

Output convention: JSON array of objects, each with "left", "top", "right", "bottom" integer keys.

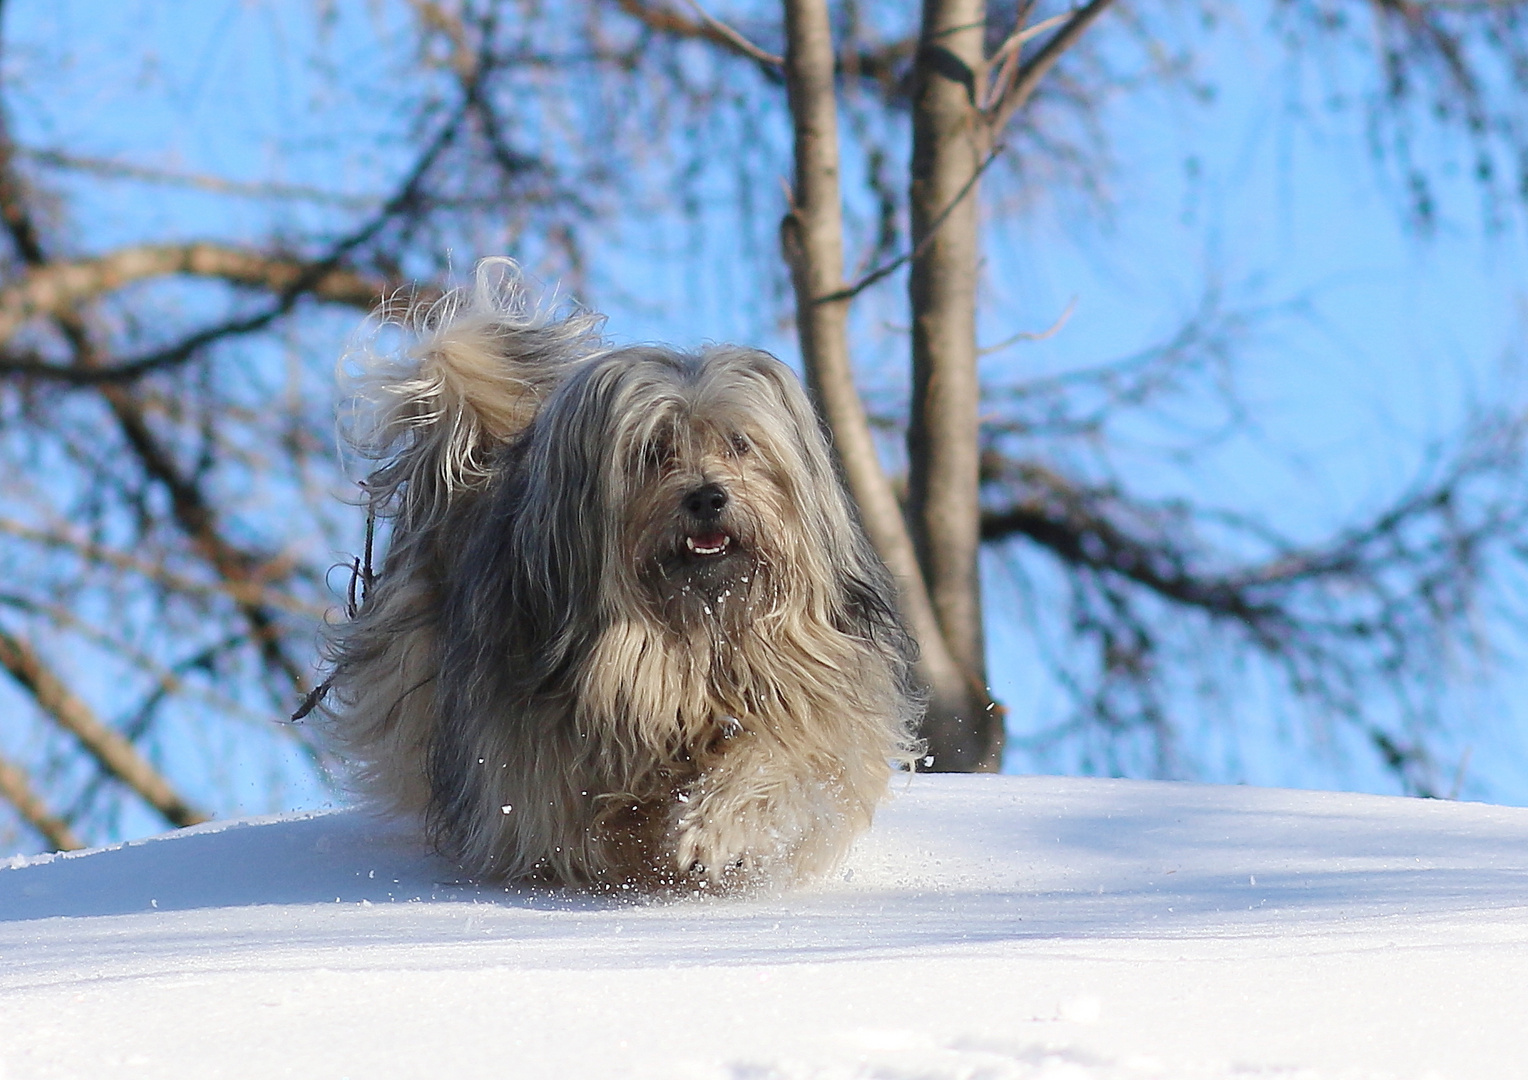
[{"left": 315, "top": 260, "right": 920, "bottom": 893}]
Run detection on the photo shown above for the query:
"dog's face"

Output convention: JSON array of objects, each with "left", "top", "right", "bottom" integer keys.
[
  {"left": 517, "top": 345, "right": 847, "bottom": 637},
  {"left": 555, "top": 347, "right": 831, "bottom": 630},
  {"left": 626, "top": 411, "right": 795, "bottom": 625}
]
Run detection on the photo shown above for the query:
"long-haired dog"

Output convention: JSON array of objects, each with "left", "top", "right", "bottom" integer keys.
[{"left": 316, "top": 260, "right": 920, "bottom": 893}]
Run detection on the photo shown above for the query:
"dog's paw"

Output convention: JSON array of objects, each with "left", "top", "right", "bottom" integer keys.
[
  {"left": 668, "top": 798, "right": 762, "bottom": 887},
  {"left": 668, "top": 778, "right": 837, "bottom": 890}
]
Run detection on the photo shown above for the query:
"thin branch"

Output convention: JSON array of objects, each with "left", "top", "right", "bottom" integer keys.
[
  {"left": 816, "top": 143, "right": 1008, "bottom": 304},
  {"left": 0, "top": 517, "right": 324, "bottom": 619},
  {"left": 100, "top": 386, "right": 315, "bottom": 695},
  {"left": 0, "top": 128, "right": 337, "bottom": 698},
  {"left": 978, "top": 296, "right": 1077, "bottom": 356},
  {"left": 0, "top": 108, "right": 462, "bottom": 386},
  {"left": 986, "top": 0, "right": 1116, "bottom": 135},
  {"left": 981, "top": 485, "right": 1288, "bottom": 636},
  {"left": 679, "top": 0, "right": 782, "bottom": 65},
  {"left": 612, "top": 0, "right": 915, "bottom": 84},
  {"left": 614, "top": 0, "right": 781, "bottom": 70},
  {"left": 18, "top": 147, "right": 383, "bottom": 208},
  {"left": 990, "top": 11, "right": 1070, "bottom": 66},
  {"left": 0, "top": 749, "right": 83, "bottom": 851},
  {"left": 0, "top": 627, "right": 207, "bottom": 829},
  {"left": 983, "top": 12, "right": 1070, "bottom": 109},
  {"left": 0, "top": 591, "right": 290, "bottom": 729}
]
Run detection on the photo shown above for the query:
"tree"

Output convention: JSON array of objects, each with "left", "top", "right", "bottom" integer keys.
[
  {"left": 2, "top": 0, "right": 1528, "bottom": 853},
  {"left": 781, "top": 0, "right": 1112, "bottom": 769}
]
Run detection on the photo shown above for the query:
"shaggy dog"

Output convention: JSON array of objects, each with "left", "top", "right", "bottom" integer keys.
[{"left": 315, "top": 261, "right": 919, "bottom": 893}]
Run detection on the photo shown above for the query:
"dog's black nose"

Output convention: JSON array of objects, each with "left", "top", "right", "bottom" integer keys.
[{"left": 684, "top": 483, "right": 728, "bottom": 520}]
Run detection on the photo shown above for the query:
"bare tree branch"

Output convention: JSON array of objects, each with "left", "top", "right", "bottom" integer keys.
[
  {"left": 0, "top": 627, "right": 207, "bottom": 829},
  {"left": 0, "top": 518, "right": 326, "bottom": 620},
  {"left": 679, "top": 0, "right": 782, "bottom": 65},
  {"left": 978, "top": 297, "right": 1077, "bottom": 355},
  {"left": 0, "top": 243, "right": 390, "bottom": 344},
  {"left": 614, "top": 0, "right": 781, "bottom": 69},
  {"left": 612, "top": 0, "right": 916, "bottom": 86},
  {"left": 0, "top": 75, "right": 344, "bottom": 699},
  {"left": 981, "top": 461, "right": 1292, "bottom": 637},
  {"left": 17, "top": 147, "right": 383, "bottom": 208},
  {"left": 816, "top": 142, "right": 1008, "bottom": 304},
  {"left": 980, "top": 421, "right": 1528, "bottom": 788},
  {"left": 0, "top": 749, "right": 83, "bottom": 851},
  {"left": 0, "top": 106, "right": 462, "bottom": 387},
  {"left": 99, "top": 384, "right": 315, "bottom": 696},
  {"left": 986, "top": 0, "right": 1116, "bottom": 135}
]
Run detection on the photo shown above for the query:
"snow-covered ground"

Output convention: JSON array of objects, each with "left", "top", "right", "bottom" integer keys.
[{"left": 2, "top": 775, "right": 1526, "bottom": 1079}]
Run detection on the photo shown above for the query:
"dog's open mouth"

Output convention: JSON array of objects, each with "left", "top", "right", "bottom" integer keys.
[{"left": 684, "top": 531, "right": 732, "bottom": 558}]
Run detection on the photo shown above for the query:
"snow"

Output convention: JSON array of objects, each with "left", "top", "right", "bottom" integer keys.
[{"left": 3, "top": 775, "right": 1527, "bottom": 1079}]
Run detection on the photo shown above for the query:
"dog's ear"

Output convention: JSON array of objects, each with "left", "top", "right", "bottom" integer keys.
[
  {"left": 342, "top": 259, "right": 605, "bottom": 530},
  {"left": 728, "top": 348, "right": 917, "bottom": 658}
]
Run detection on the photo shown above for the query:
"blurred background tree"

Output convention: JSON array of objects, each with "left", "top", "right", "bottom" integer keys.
[{"left": 2, "top": 0, "right": 1527, "bottom": 854}]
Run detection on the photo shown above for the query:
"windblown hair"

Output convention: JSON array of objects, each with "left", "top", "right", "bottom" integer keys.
[{"left": 320, "top": 259, "right": 920, "bottom": 892}]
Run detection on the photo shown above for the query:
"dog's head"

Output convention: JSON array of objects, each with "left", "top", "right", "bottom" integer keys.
[{"left": 513, "top": 345, "right": 854, "bottom": 632}]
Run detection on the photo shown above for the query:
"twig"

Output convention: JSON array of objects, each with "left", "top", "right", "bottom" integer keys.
[
  {"left": 990, "top": 11, "right": 1069, "bottom": 65},
  {"left": 0, "top": 627, "right": 208, "bottom": 829},
  {"left": 986, "top": 0, "right": 1116, "bottom": 135},
  {"left": 0, "top": 591, "right": 286, "bottom": 728},
  {"left": 0, "top": 107, "right": 464, "bottom": 387},
  {"left": 0, "top": 749, "right": 83, "bottom": 851},
  {"left": 614, "top": 0, "right": 780, "bottom": 71},
  {"left": 815, "top": 143, "right": 1008, "bottom": 305},
  {"left": 679, "top": 0, "right": 782, "bottom": 66},
  {"left": 0, "top": 517, "right": 325, "bottom": 619},
  {"left": 982, "top": 11, "right": 1070, "bottom": 110},
  {"left": 19, "top": 148, "right": 382, "bottom": 208},
  {"left": 978, "top": 297, "right": 1077, "bottom": 355}
]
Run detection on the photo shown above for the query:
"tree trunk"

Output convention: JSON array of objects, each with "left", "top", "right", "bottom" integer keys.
[
  {"left": 780, "top": 0, "right": 979, "bottom": 769},
  {"left": 906, "top": 0, "right": 1002, "bottom": 770}
]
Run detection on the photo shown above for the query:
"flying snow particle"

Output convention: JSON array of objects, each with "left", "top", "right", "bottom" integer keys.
[{"left": 501, "top": 804, "right": 513, "bottom": 814}]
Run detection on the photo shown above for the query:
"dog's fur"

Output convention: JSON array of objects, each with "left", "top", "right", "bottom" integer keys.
[{"left": 318, "top": 260, "right": 920, "bottom": 892}]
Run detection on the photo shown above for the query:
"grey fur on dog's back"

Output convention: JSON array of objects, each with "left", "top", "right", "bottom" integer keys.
[{"left": 318, "top": 259, "right": 920, "bottom": 892}]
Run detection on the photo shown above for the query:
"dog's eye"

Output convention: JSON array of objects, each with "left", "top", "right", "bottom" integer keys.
[
  {"left": 641, "top": 437, "right": 674, "bottom": 469},
  {"left": 729, "top": 433, "right": 751, "bottom": 457}
]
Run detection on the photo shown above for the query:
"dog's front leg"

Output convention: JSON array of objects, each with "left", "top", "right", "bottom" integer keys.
[{"left": 668, "top": 738, "right": 850, "bottom": 890}]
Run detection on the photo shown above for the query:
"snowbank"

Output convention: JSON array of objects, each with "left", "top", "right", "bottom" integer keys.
[{"left": 3, "top": 776, "right": 1526, "bottom": 1079}]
